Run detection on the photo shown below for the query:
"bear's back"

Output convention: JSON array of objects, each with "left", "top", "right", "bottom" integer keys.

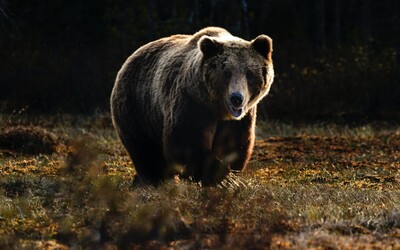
[
  {"left": 126, "top": 27, "right": 230, "bottom": 76},
  {"left": 189, "top": 27, "right": 231, "bottom": 44}
]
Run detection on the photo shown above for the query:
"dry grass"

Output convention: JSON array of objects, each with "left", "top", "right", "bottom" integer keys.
[{"left": 0, "top": 115, "right": 399, "bottom": 249}]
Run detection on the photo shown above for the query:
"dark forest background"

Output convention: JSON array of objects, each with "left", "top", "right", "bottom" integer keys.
[{"left": 1, "top": 0, "right": 399, "bottom": 122}]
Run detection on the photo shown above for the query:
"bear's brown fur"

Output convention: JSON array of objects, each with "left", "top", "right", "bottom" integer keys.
[{"left": 110, "top": 27, "right": 274, "bottom": 185}]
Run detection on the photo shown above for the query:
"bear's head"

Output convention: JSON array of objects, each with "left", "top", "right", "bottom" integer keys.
[{"left": 197, "top": 34, "right": 274, "bottom": 120}]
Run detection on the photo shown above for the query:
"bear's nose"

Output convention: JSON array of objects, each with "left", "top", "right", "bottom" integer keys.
[{"left": 230, "top": 92, "right": 244, "bottom": 107}]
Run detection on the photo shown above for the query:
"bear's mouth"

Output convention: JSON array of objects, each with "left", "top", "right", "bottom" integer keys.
[{"left": 229, "top": 104, "right": 243, "bottom": 118}]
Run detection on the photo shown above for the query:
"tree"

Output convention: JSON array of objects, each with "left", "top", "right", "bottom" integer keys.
[
  {"left": 360, "top": 0, "right": 371, "bottom": 45},
  {"left": 311, "top": 0, "right": 325, "bottom": 50},
  {"left": 395, "top": 0, "right": 400, "bottom": 63},
  {"left": 241, "top": 0, "right": 250, "bottom": 39},
  {"left": 330, "top": 0, "right": 341, "bottom": 48}
]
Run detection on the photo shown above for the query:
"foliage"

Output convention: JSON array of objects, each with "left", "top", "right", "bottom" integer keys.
[
  {"left": 263, "top": 46, "right": 400, "bottom": 121},
  {"left": 0, "top": 0, "right": 399, "bottom": 120},
  {"left": 0, "top": 115, "right": 399, "bottom": 249}
]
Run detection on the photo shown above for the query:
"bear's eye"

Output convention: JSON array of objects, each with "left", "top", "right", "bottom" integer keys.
[
  {"left": 224, "top": 70, "right": 232, "bottom": 78},
  {"left": 246, "top": 70, "right": 255, "bottom": 82}
]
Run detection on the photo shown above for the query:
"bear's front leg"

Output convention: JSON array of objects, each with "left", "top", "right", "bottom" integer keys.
[
  {"left": 212, "top": 107, "right": 256, "bottom": 171},
  {"left": 163, "top": 116, "right": 230, "bottom": 185},
  {"left": 188, "top": 148, "right": 231, "bottom": 185}
]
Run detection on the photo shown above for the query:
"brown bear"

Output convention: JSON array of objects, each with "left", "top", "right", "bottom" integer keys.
[{"left": 110, "top": 27, "right": 274, "bottom": 185}]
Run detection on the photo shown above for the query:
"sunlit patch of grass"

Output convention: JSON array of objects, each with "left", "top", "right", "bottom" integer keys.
[
  {"left": 256, "top": 120, "right": 397, "bottom": 138},
  {"left": 0, "top": 115, "right": 399, "bottom": 248},
  {"left": 269, "top": 184, "right": 400, "bottom": 223},
  {"left": 0, "top": 187, "right": 60, "bottom": 248}
]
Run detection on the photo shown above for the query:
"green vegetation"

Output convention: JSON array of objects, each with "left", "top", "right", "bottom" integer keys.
[{"left": 0, "top": 116, "right": 399, "bottom": 249}]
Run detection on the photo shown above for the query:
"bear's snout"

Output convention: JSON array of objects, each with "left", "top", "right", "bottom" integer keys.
[
  {"left": 230, "top": 92, "right": 244, "bottom": 108},
  {"left": 228, "top": 92, "right": 245, "bottom": 118}
]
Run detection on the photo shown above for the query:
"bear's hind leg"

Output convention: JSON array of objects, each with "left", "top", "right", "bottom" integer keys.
[{"left": 123, "top": 141, "right": 171, "bottom": 185}]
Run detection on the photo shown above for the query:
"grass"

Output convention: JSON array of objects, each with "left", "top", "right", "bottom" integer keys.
[{"left": 0, "top": 114, "right": 399, "bottom": 249}]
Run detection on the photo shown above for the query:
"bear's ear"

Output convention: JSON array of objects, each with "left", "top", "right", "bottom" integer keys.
[
  {"left": 198, "top": 36, "right": 223, "bottom": 58},
  {"left": 251, "top": 35, "right": 273, "bottom": 61}
]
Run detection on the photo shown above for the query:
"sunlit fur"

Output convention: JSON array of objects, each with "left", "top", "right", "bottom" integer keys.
[{"left": 111, "top": 27, "right": 274, "bottom": 185}]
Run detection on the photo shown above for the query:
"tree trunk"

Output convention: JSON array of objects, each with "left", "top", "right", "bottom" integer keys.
[
  {"left": 311, "top": 0, "right": 325, "bottom": 50},
  {"left": 190, "top": 0, "right": 200, "bottom": 30},
  {"left": 241, "top": 0, "right": 250, "bottom": 39},
  {"left": 0, "top": 0, "right": 5, "bottom": 35},
  {"left": 395, "top": 0, "right": 400, "bottom": 63},
  {"left": 360, "top": 0, "right": 371, "bottom": 45},
  {"left": 147, "top": 0, "right": 156, "bottom": 40},
  {"left": 210, "top": 0, "right": 218, "bottom": 25},
  {"left": 331, "top": 0, "right": 341, "bottom": 48}
]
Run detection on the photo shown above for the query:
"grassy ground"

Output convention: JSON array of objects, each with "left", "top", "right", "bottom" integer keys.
[{"left": 0, "top": 115, "right": 399, "bottom": 249}]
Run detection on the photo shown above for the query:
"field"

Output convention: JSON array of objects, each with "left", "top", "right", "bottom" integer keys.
[{"left": 0, "top": 115, "right": 399, "bottom": 249}]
